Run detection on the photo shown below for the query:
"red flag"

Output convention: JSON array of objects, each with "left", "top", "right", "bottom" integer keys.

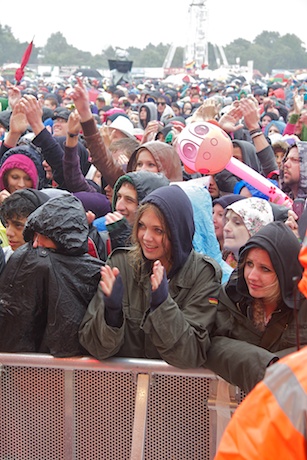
[{"left": 15, "top": 40, "right": 34, "bottom": 84}]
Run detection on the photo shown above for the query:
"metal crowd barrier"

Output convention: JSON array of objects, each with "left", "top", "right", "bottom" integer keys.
[{"left": 0, "top": 353, "right": 245, "bottom": 460}]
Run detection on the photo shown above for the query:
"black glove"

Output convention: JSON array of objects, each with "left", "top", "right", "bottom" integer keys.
[
  {"left": 104, "top": 274, "right": 124, "bottom": 327},
  {"left": 150, "top": 269, "right": 168, "bottom": 311}
]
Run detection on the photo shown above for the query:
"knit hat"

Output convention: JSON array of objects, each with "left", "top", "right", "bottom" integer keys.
[
  {"left": 0, "top": 154, "right": 39, "bottom": 190},
  {"left": 0, "top": 144, "right": 45, "bottom": 189},
  {"left": 226, "top": 197, "right": 274, "bottom": 237},
  {"left": 264, "top": 120, "right": 286, "bottom": 137}
]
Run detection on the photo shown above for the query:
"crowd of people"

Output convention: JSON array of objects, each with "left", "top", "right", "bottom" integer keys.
[{"left": 1, "top": 69, "right": 307, "bottom": 454}]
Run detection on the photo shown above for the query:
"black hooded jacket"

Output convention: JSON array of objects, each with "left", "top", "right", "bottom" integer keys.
[
  {"left": 205, "top": 222, "right": 307, "bottom": 394},
  {"left": 231, "top": 221, "right": 303, "bottom": 309},
  {"left": 0, "top": 194, "right": 103, "bottom": 357}
]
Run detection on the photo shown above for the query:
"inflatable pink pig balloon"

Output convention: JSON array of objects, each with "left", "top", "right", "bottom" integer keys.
[
  {"left": 177, "top": 121, "right": 293, "bottom": 208},
  {"left": 176, "top": 121, "right": 232, "bottom": 174}
]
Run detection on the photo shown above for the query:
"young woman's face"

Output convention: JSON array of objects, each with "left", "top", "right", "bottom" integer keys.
[
  {"left": 6, "top": 168, "right": 33, "bottom": 193},
  {"left": 261, "top": 115, "right": 272, "bottom": 128},
  {"left": 135, "top": 149, "right": 159, "bottom": 173},
  {"left": 223, "top": 210, "right": 250, "bottom": 257},
  {"left": 137, "top": 207, "right": 171, "bottom": 271},
  {"left": 244, "top": 248, "right": 279, "bottom": 301}
]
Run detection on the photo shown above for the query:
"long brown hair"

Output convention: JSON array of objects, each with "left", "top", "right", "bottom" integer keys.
[{"left": 128, "top": 202, "right": 172, "bottom": 277}]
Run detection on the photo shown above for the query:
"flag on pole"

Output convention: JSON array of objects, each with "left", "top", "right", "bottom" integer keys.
[{"left": 15, "top": 39, "right": 34, "bottom": 84}]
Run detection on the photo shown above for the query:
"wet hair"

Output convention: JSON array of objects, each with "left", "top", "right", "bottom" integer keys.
[{"left": 0, "top": 193, "right": 38, "bottom": 225}]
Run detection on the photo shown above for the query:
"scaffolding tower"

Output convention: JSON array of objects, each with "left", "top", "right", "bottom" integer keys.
[{"left": 184, "top": 1, "right": 208, "bottom": 70}]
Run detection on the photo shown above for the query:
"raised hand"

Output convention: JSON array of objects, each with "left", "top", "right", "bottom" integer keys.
[
  {"left": 150, "top": 260, "right": 165, "bottom": 291},
  {"left": 69, "top": 77, "right": 92, "bottom": 122},
  {"left": 19, "top": 94, "right": 44, "bottom": 135},
  {"left": 100, "top": 265, "right": 120, "bottom": 297}
]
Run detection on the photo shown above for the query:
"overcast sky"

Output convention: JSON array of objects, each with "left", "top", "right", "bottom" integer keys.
[{"left": 1, "top": 0, "right": 306, "bottom": 56}]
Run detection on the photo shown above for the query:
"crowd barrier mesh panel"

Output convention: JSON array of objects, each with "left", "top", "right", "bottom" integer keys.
[
  {"left": 0, "top": 356, "right": 242, "bottom": 460},
  {"left": 74, "top": 369, "right": 136, "bottom": 459},
  {"left": 0, "top": 365, "right": 65, "bottom": 460},
  {"left": 145, "top": 373, "right": 212, "bottom": 459}
]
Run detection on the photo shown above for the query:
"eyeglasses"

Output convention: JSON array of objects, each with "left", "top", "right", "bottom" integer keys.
[{"left": 157, "top": 102, "right": 166, "bottom": 106}]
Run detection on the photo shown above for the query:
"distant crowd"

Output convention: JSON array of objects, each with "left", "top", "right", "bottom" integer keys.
[{"left": 0, "top": 72, "right": 307, "bottom": 455}]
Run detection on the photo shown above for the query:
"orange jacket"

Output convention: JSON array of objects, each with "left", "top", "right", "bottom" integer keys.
[
  {"left": 299, "top": 241, "right": 307, "bottom": 298},
  {"left": 215, "top": 346, "right": 307, "bottom": 459}
]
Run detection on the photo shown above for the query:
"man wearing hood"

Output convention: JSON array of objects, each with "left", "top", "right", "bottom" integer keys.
[
  {"left": 280, "top": 140, "right": 307, "bottom": 202},
  {"left": 79, "top": 185, "right": 222, "bottom": 368},
  {"left": 0, "top": 194, "right": 103, "bottom": 357},
  {"left": 94, "top": 170, "right": 170, "bottom": 253}
]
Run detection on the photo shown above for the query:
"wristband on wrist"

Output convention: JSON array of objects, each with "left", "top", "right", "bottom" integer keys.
[
  {"left": 249, "top": 128, "right": 262, "bottom": 135},
  {"left": 250, "top": 132, "right": 263, "bottom": 139},
  {"left": 67, "top": 132, "right": 79, "bottom": 138}
]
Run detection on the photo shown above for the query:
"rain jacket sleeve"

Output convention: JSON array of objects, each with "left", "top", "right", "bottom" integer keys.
[
  {"left": 204, "top": 336, "right": 278, "bottom": 394},
  {"left": 106, "top": 218, "right": 132, "bottom": 250},
  {"left": 80, "top": 118, "right": 125, "bottom": 188},
  {"left": 79, "top": 249, "right": 221, "bottom": 367},
  {"left": 140, "top": 254, "right": 221, "bottom": 368},
  {"left": 32, "top": 127, "right": 67, "bottom": 187},
  {"left": 62, "top": 143, "right": 98, "bottom": 193}
]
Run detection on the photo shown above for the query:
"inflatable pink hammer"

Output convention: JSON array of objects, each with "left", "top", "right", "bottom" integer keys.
[{"left": 176, "top": 121, "right": 293, "bottom": 209}]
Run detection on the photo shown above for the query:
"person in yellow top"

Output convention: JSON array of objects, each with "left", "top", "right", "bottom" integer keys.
[{"left": 0, "top": 220, "right": 9, "bottom": 247}]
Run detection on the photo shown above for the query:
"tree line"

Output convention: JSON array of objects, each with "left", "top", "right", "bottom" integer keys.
[{"left": 1, "top": 24, "right": 307, "bottom": 75}]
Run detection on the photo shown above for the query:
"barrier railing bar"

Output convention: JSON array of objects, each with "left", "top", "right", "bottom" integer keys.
[
  {"left": 130, "top": 373, "right": 150, "bottom": 460},
  {"left": 64, "top": 369, "right": 74, "bottom": 460},
  {"left": 0, "top": 353, "right": 218, "bottom": 379}
]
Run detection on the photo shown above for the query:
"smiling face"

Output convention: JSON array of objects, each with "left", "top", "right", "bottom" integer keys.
[
  {"left": 115, "top": 182, "right": 138, "bottom": 225},
  {"left": 52, "top": 117, "right": 68, "bottom": 136},
  {"left": 244, "top": 247, "right": 279, "bottom": 303},
  {"left": 223, "top": 209, "right": 250, "bottom": 257},
  {"left": 137, "top": 205, "right": 172, "bottom": 272}
]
